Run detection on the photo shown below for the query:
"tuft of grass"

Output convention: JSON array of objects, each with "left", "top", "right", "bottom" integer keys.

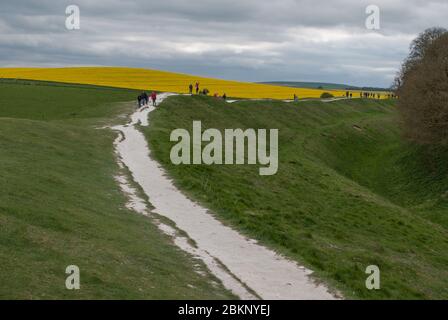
[
  {"left": 144, "top": 95, "right": 448, "bottom": 299},
  {"left": 0, "top": 81, "right": 234, "bottom": 299}
]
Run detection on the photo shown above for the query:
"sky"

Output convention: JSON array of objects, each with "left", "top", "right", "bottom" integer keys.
[{"left": 0, "top": 0, "right": 447, "bottom": 87}]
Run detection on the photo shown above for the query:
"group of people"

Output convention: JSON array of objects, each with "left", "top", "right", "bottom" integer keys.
[
  {"left": 344, "top": 91, "right": 398, "bottom": 99},
  {"left": 137, "top": 80, "right": 231, "bottom": 109},
  {"left": 188, "top": 82, "right": 201, "bottom": 95},
  {"left": 188, "top": 82, "right": 227, "bottom": 100},
  {"left": 137, "top": 91, "right": 157, "bottom": 108},
  {"left": 359, "top": 92, "right": 382, "bottom": 99},
  {"left": 384, "top": 93, "right": 398, "bottom": 99}
]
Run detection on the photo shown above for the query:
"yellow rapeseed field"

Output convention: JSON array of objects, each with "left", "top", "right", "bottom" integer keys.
[{"left": 0, "top": 67, "right": 385, "bottom": 99}]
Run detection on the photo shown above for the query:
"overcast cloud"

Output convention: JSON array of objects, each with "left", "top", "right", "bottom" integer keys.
[{"left": 0, "top": 0, "right": 447, "bottom": 87}]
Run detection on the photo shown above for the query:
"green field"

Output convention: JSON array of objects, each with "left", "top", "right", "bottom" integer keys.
[
  {"left": 2, "top": 80, "right": 447, "bottom": 300},
  {"left": 145, "top": 95, "right": 448, "bottom": 299},
  {"left": 0, "top": 81, "right": 234, "bottom": 299}
]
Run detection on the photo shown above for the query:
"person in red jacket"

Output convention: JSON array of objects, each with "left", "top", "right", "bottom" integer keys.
[{"left": 151, "top": 91, "right": 157, "bottom": 106}]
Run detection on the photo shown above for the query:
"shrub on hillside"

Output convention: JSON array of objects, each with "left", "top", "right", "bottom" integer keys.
[
  {"left": 320, "top": 92, "right": 334, "bottom": 99},
  {"left": 397, "top": 32, "right": 448, "bottom": 146}
]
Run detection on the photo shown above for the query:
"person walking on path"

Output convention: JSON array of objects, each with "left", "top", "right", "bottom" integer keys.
[
  {"left": 151, "top": 91, "right": 157, "bottom": 107},
  {"left": 189, "top": 84, "right": 193, "bottom": 94},
  {"left": 137, "top": 94, "right": 143, "bottom": 108}
]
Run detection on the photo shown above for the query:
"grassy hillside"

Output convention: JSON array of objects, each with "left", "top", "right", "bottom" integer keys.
[
  {"left": 0, "top": 81, "right": 234, "bottom": 299},
  {"left": 145, "top": 95, "right": 448, "bottom": 299}
]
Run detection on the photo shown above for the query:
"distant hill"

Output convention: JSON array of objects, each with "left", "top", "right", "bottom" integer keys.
[{"left": 259, "top": 81, "right": 389, "bottom": 92}]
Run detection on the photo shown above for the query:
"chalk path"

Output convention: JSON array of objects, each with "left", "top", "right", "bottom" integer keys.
[{"left": 113, "top": 93, "right": 337, "bottom": 300}]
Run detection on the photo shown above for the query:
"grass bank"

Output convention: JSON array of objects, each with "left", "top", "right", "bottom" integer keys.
[
  {"left": 0, "top": 81, "right": 234, "bottom": 299},
  {"left": 144, "top": 95, "right": 448, "bottom": 299}
]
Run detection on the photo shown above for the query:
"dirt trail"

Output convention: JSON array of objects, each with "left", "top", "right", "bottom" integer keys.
[{"left": 113, "top": 93, "right": 337, "bottom": 300}]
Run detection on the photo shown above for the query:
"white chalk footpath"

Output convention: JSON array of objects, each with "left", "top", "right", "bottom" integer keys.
[{"left": 113, "top": 93, "right": 337, "bottom": 300}]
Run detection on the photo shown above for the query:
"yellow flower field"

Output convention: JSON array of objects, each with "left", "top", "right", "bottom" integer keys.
[{"left": 0, "top": 67, "right": 385, "bottom": 99}]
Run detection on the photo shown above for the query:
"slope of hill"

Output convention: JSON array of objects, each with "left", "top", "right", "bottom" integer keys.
[
  {"left": 0, "top": 80, "right": 234, "bottom": 299},
  {"left": 260, "top": 81, "right": 390, "bottom": 92},
  {"left": 144, "top": 95, "right": 448, "bottom": 299},
  {"left": 0, "top": 67, "right": 351, "bottom": 99},
  {"left": 259, "top": 81, "right": 358, "bottom": 90}
]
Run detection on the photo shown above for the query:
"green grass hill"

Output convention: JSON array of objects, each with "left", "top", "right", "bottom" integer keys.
[
  {"left": 0, "top": 80, "right": 234, "bottom": 299},
  {"left": 145, "top": 95, "right": 448, "bottom": 299}
]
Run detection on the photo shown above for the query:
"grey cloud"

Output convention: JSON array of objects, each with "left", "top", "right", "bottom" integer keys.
[{"left": 0, "top": 0, "right": 447, "bottom": 87}]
